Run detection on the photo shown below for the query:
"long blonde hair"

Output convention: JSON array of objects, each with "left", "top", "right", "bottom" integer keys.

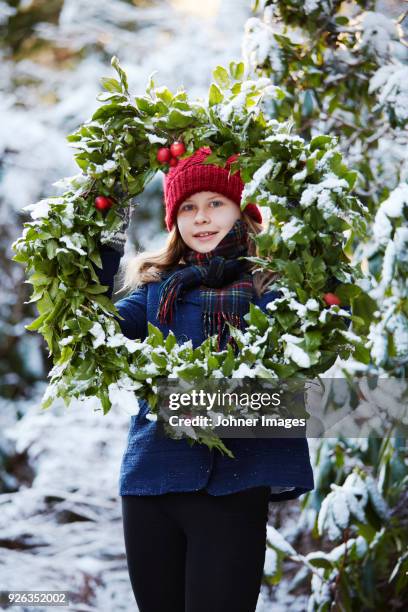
[{"left": 116, "top": 211, "right": 279, "bottom": 298}]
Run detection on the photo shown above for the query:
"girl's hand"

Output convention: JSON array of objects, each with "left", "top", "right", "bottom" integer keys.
[{"left": 99, "top": 202, "right": 134, "bottom": 257}]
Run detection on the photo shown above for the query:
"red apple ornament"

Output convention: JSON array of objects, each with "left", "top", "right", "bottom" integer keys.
[
  {"left": 94, "top": 196, "right": 113, "bottom": 212},
  {"left": 323, "top": 292, "right": 341, "bottom": 307},
  {"left": 169, "top": 156, "right": 179, "bottom": 167},
  {"left": 170, "top": 141, "right": 185, "bottom": 158},
  {"left": 157, "top": 147, "right": 171, "bottom": 163}
]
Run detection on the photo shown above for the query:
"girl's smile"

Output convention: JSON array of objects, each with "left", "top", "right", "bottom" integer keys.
[{"left": 193, "top": 231, "right": 219, "bottom": 241}]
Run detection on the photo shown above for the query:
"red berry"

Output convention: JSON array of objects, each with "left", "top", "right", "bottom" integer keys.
[
  {"left": 169, "top": 156, "right": 178, "bottom": 167},
  {"left": 170, "top": 141, "right": 186, "bottom": 158},
  {"left": 157, "top": 147, "right": 171, "bottom": 163},
  {"left": 323, "top": 292, "right": 341, "bottom": 307},
  {"left": 94, "top": 195, "right": 113, "bottom": 212}
]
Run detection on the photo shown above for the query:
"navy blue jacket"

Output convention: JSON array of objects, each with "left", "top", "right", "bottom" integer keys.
[{"left": 96, "top": 246, "right": 315, "bottom": 502}]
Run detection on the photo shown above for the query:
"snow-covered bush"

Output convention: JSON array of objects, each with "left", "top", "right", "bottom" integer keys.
[{"left": 245, "top": 1, "right": 408, "bottom": 608}]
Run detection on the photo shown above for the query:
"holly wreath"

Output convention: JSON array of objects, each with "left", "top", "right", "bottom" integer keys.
[{"left": 12, "top": 56, "right": 369, "bottom": 457}]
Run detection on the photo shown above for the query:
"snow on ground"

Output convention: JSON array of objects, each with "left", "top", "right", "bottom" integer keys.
[{"left": 0, "top": 383, "right": 135, "bottom": 611}]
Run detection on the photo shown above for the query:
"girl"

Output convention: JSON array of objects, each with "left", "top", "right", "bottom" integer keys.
[{"left": 97, "top": 147, "right": 314, "bottom": 612}]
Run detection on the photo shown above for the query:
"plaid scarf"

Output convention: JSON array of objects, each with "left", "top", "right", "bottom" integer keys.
[{"left": 156, "top": 218, "right": 254, "bottom": 351}]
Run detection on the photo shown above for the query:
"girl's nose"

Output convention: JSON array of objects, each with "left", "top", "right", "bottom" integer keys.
[{"left": 194, "top": 209, "right": 211, "bottom": 223}]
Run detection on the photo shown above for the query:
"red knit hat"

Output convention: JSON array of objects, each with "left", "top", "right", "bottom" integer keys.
[{"left": 162, "top": 146, "right": 262, "bottom": 231}]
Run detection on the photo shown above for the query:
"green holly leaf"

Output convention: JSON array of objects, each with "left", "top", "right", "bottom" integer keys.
[
  {"left": 310, "top": 135, "right": 335, "bottom": 151},
  {"left": 155, "top": 86, "right": 174, "bottom": 104},
  {"left": 167, "top": 109, "right": 194, "bottom": 129},
  {"left": 229, "top": 61, "right": 245, "bottom": 81},
  {"left": 147, "top": 322, "right": 164, "bottom": 347},
  {"left": 222, "top": 345, "right": 236, "bottom": 376},
  {"left": 209, "top": 83, "right": 224, "bottom": 106},
  {"left": 111, "top": 56, "right": 129, "bottom": 93},
  {"left": 100, "top": 77, "right": 122, "bottom": 93},
  {"left": 213, "top": 66, "right": 230, "bottom": 90},
  {"left": 249, "top": 303, "right": 270, "bottom": 334}
]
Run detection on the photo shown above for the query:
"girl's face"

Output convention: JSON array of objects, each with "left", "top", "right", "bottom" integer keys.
[{"left": 176, "top": 191, "right": 242, "bottom": 253}]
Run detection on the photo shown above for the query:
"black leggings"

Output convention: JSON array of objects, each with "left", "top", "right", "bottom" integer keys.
[{"left": 121, "top": 487, "right": 270, "bottom": 612}]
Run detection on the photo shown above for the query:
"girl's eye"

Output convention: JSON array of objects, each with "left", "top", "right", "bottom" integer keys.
[
  {"left": 210, "top": 200, "right": 223, "bottom": 207},
  {"left": 181, "top": 204, "right": 193, "bottom": 212}
]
